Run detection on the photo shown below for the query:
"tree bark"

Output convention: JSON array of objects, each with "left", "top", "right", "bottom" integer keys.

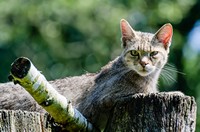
[
  {"left": 0, "top": 110, "right": 62, "bottom": 132},
  {"left": 105, "top": 93, "right": 196, "bottom": 132}
]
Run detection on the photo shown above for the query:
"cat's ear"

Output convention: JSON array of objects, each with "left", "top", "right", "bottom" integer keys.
[
  {"left": 154, "top": 23, "right": 173, "bottom": 49},
  {"left": 120, "top": 19, "right": 137, "bottom": 47}
]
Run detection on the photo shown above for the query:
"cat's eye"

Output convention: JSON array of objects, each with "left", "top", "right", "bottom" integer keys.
[
  {"left": 150, "top": 51, "right": 158, "bottom": 57},
  {"left": 130, "top": 50, "right": 139, "bottom": 56}
]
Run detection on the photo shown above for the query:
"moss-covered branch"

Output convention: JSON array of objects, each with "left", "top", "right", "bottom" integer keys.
[{"left": 8, "top": 57, "right": 99, "bottom": 132}]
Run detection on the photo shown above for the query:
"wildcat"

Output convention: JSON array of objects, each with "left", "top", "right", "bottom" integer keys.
[{"left": 0, "top": 19, "right": 173, "bottom": 130}]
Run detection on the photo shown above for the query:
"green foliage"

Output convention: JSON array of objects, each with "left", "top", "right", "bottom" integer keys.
[{"left": 0, "top": 0, "right": 200, "bottom": 130}]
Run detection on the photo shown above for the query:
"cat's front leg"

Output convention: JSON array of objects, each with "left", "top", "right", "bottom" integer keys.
[{"left": 159, "top": 91, "right": 185, "bottom": 96}]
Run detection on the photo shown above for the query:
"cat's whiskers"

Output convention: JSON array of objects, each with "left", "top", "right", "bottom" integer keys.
[
  {"left": 157, "top": 63, "right": 185, "bottom": 84},
  {"left": 159, "top": 72, "right": 171, "bottom": 85},
  {"left": 162, "top": 69, "right": 177, "bottom": 82},
  {"left": 154, "top": 66, "right": 175, "bottom": 84},
  {"left": 165, "top": 63, "right": 186, "bottom": 75}
]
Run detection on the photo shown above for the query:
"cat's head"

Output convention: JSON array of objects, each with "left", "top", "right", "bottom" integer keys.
[{"left": 120, "top": 19, "right": 173, "bottom": 76}]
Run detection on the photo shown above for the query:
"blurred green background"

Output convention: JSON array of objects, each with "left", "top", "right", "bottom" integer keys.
[{"left": 0, "top": 0, "right": 200, "bottom": 130}]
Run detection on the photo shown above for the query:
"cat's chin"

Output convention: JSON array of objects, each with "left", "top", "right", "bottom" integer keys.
[{"left": 137, "top": 70, "right": 152, "bottom": 77}]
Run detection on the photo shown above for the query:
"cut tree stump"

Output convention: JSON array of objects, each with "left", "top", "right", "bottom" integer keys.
[
  {"left": 0, "top": 93, "right": 196, "bottom": 132},
  {"left": 105, "top": 93, "right": 196, "bottom": 132},
  {"left": 0, "top": 110, "right": 62, "bottom": 132}
]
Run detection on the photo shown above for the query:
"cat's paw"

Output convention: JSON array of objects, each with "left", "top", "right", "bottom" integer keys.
[
  {"left": 160, "top": 91, "right": 185, "bottom": 96},
  {"left": 168, "top": 91, "right": 185, "bottom": 96}
]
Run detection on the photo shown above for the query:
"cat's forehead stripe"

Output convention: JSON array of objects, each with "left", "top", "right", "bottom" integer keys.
[
  {"left": 137, "top": 44, "right": 153, "bottom": 52},
  {"left": 136, "top": 32, "right": 154, "bottom": 52}
]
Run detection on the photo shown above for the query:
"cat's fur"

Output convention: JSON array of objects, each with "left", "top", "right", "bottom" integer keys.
[{"left": 0, "top": 19, "right": 173, "bottom": 130}]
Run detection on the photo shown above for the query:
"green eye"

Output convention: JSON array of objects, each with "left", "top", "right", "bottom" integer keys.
[
  {"left": 130, "top": 50, "right": 139, "bottom": 56},
  {"left": 150, "top": 51, "right": 158, "bottom": 56}
]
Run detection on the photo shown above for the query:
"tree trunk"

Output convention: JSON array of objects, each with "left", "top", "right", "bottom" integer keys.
[{"left": 105, "top": 93, "right": 196, "bottom": 132}]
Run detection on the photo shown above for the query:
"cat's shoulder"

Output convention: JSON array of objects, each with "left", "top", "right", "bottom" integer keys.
[{"left": 100, "top": 56, "right": 122, "bottom": 72}]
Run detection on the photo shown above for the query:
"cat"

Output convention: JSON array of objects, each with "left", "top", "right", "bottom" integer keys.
[{"left": 0, "top": 19, "right": 173, "bottom": 131}]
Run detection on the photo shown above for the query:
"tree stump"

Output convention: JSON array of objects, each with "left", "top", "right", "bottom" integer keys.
[
  {"left": 105, "top": 93, "right": 196, "bottom": 132},
  {"left": 0, "top": 93, "right": 196, "bottom": 132},
  {"left": 0, "top": 110, "right": 62, "bottom": 132}
]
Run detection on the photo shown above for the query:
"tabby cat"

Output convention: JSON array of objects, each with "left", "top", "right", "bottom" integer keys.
[{"left": 0, "top": 19, "right": 173, "bottom": 130}]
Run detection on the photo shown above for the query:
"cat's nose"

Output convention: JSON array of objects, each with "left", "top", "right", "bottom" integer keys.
[{"left": 140, "top": 61, "right": 148, "bottom": 68}]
